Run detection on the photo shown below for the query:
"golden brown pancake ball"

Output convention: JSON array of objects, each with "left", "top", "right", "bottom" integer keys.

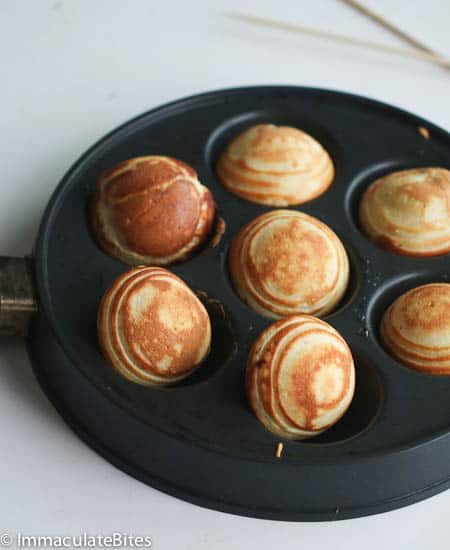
[
  {"left": 97, "top": 266, "right": 211, "bottom": 386},
  {"left": 380, "top": 283, "right": 450, "bottom": 375},
  {"left": 92, "top": 156, "right": 215, "bottom": 265},
  {"left": 229, "top": 210, "right": 349, "bottom": 319},
  {"left": 246, "top": 315, "right": 355, "bottom": 439},
  {"left": 359, "top": 168, "right": 450, "bottom": 257},
  {"left": 217, "top": 124, "right": 334, "bottom": 206}
]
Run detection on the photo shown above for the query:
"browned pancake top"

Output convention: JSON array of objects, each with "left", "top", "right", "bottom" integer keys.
[
  {"left": 119, "top": 275, "right": 209, "bottom": 376},
  {"left": 389, "top": 284, "right": 450, "bottom": 339},
  {"left": 229, "top": 124, "right": 315, "bottom": 170},
  {"left": 285, "top": 343, "right": 352, "bottom": 429},
  {"left": 249, "top": 217, "right": 333, "bottom": 302}
]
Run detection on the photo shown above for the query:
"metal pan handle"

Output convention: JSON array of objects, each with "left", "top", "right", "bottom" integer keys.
[{"left": 0, "top": 256, "right": 37, "bottom": 335}]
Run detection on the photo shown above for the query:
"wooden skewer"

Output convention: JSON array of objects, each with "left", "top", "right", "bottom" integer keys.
[
  {"left": 341, "top": 0, "right": 437, "bottom": 55},
  {"left": 275, "top": 442, "right": 284, "bottom": 459},
  {"left": 225, "top": 13, "right": 450, "bottom": 70}
]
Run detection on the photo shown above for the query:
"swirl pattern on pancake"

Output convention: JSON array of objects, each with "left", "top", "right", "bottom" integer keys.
[
  {"left": 246, "top": 315, "right": 355, "bottom": 439},
  {"left": 92, "top": 156, "right": 215, "bottom": 265},
  {"left": 359, "top": 168, "right": 450, "bottom": 257},
  {"left": 380, "top": 283, "right": 450, "bottom": 375},
  {"left": 217, "top": 124, "right": 334, "bottom": 206},
  {"left": 98, "top": 266, "right": 211, "bottom": 386},
  {"left": 229, "top": 210, "right": 349, "bottom": 319}
]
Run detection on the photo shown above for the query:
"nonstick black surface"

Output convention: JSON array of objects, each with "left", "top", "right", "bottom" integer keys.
[{"left": 28, "top": 86, "right": 450, "bottom": 520}]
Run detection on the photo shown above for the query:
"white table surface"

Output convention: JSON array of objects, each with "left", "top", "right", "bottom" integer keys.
[{"left": 1, "top": 1, "right": 449, "bottom": 548}]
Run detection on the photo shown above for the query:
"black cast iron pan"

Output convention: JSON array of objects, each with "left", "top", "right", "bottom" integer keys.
[{"left": 2, "top": 86, "right": 450, "bottom": 521}]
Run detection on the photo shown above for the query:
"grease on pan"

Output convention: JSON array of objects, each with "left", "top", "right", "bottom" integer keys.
[
  {"left": 216, "top": 124, "right": 334, "bottom": 206},
  {"left": 246, "top": 315, "right": 355, "bottom": 439},
  {"left": 229, "top": 210, "right": 349, "bottom": 319},
  {"left": 92, "top": 156, "right": 215, "bottom": 265},
  {"left": 97, "top": 266, "right": 211, "bottom": 386},
  {"left": 380, "top": 283, "right": 450, "bottom": 375},
  {"left": 359, "top": 167, "right": 450, "bottom": 257}
]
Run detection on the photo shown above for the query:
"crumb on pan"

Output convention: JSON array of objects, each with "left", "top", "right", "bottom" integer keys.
[
  {"left": 211, "top": 216, "right": 226, "bottom": 248},
  {"left": 275, "top": 442, "right": 284, "bottom": 459},
  {"left": 418, "top": 126, "right": 430, "bottom": 140}
]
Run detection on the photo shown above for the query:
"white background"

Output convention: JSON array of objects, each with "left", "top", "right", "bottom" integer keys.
[{"left": 1, "top": 1, "right": 449, "bottom": 548}]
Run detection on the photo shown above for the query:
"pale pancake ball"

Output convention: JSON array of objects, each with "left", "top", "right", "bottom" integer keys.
[
  {"left": 97, "top": 266, "right": 211, "bottom": 386},
  {"left": 359, "top": 167, "right": 450, "bottom": 257},
  {"left": 229, "top": 210, "right": 349, "bottom": 319},
  {"left": 381, "top": 283, "right": 450, "bottom": 375},
  {"left": 246, "top": 315, "right": 355, "bottom": 439},
  {"left": 217, "top": 124, "right": 334, "bottom": 206}
]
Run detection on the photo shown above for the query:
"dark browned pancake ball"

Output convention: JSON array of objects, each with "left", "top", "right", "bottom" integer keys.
[{"left": 92, "top": 156, "right": 215, "bottom": 265}]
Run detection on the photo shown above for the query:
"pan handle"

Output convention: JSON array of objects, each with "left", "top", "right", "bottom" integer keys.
[{"left": 0, "top": 256, "right": 37, "bottom": 336}]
